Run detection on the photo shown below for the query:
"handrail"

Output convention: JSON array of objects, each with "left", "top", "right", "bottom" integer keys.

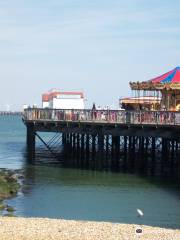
[{"left": 22, "top": 108, "right": 180, "bottom": 126}]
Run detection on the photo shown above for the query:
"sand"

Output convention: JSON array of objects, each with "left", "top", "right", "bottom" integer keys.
[{"left": 0, "top": 217, "right": 179, "bottom": 240}]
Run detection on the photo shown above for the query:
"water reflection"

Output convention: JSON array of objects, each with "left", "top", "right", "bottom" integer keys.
[{"left": 8, "top": 157, "right": 180, "bottom": 229}]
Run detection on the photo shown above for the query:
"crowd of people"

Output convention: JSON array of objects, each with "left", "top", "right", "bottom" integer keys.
[{"left": 24, "top": 107, "right": 179, "bottom": 125}]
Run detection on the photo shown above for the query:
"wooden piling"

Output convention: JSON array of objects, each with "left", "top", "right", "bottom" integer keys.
[{"left": 26, "top": 124, "right": 36, "bottom": 160}]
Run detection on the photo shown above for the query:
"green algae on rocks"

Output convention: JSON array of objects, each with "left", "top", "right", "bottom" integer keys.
[{"left": 0, "top": 169, "right": 20, "bottom": 201}]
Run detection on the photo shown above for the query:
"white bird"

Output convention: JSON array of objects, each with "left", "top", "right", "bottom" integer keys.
[{"left": 137, "top": 208, "right": 144, "bottom": 217}]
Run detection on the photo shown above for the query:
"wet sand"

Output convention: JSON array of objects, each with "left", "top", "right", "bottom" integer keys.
[{"left": 0, "top": 217, "right": 179, "bottom": 240}]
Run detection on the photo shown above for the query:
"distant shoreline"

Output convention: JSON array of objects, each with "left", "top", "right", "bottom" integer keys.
[
  {"left": 0, "top": 112, "right": 22, "bottom": 116},
  {"left": 0, "top": 217, "right": 179, "bottom": 240}
]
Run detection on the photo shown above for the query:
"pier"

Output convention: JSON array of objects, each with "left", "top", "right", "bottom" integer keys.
[{"left": 23, "top": 108, "right": 180, "bottom": 179}]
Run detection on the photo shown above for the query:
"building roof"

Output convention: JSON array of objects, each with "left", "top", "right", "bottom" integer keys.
[{"left": 42, "top": 90, "right": 84, "bottom": 102}]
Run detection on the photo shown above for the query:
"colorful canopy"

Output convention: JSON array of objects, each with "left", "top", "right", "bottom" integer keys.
[
  {"left": 151, "top": 67, "right": 180, "bottom": 84},
  {"left": 130, "top": 67, "right": 180, "bottom": 90}
]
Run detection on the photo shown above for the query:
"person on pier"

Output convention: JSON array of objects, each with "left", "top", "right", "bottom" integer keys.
[{"left": 92, "top": 103, "right": 97, "bottom": 120}]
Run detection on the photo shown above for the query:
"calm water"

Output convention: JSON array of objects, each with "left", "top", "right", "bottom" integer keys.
[{"left": 0, "top": 116, "right": 180, "bottom": 229}]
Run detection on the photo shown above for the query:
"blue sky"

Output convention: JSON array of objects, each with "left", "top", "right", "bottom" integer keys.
[{"left": 0, "top": 0, "right": 180, "bottom": 110}]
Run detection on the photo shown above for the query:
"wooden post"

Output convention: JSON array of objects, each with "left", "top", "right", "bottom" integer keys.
[
  {"left": 114, "top": 136, "right": 120, "bottom": 170},
  {"left": 72, "top": 133, "right": 76, "bottom": 148},
  {"left": 128, "top": 136, "right": 132, "bottom": 170},
  {"left": 98, "top": 133, "right": 104, "bottom": 155},
  {"left": 170, "top": 140, "right": 175, "bottom": 172},
  {"left": 69, "top": 133, "right": 72, "bottom": 146},
  {"left": 26, "top": 124, "right": 36, "bottom": 160},
  {"left": 62, "top": 133, "right": 66, "bottom": 145},
  {"left": 86, "top": 134, "right": 90, "bottom": 159},
  {"left": 106, "top": 135, "right": 109, "bottom": 156},
  {"left": 97, "top": 133, "right": 104, "bottom": 170},
  {"left": 77, "top": 134, "right": 80, "bottom": 160},
  {"left": 68, "top": 133, "right": 72, "bottom": 155},
  {"left": 92, "top": 134, "right": 96, "bottom": 160},
  {"left": 81, "top": 134, "right": 85, "bottom": 161},
  {"left": 132, "top": 136, "right": 136, "bottom": 171},
  {"left": 139, "top": 137, "right": 145, "bottom": 173},
  {"left": 85, "top": 134, "right": 90, "bottom": 167},
  {"left": 151, "top": 137, "right": 155, "bottom": 175},
  {"left": 115, "top": 136, "right": 120, "bottom": 160},
  {"left": 123, "top": 136, "right": 127, "bottom": 171},
  {"left": 161, "top": 138, "right": 167, "bottom": 175},
  {"left": 176, "top": 141, "right": 180, "bottom": 181},
  {"left": 111, "top": 136, "right": 116, "bottom": 159}
]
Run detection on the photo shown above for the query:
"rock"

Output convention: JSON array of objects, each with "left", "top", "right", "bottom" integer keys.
[
  {"left": 17, "top": 174, "right": 24, "bottom": 180},
  {"left": 3, "top": 172, "right": 18, "bottom": 183},
  {"left": 3, "top": 213, "right": 14, "bottom": 217},
  {"left": 0, "top": 203, "right": 6, "bottom": 210},
  {"left": 9, "top": 189, "right": 17, "bottom": 195},
  {"left": 11, "top": 174, "right": 18, "bottom": 181},
  {"left": 4, "top": 176, "right": 15, "bottom": 183},
  {"left": 6, "top": 205, "right": 15, "bottom": 212},
  {"left": 0, "top": 169, "right": 20, "bottom": 203}
]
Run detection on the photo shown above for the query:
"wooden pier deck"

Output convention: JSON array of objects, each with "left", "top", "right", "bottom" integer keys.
[{"left": 23, "top": 108, "right": 180, "bottom": 179}]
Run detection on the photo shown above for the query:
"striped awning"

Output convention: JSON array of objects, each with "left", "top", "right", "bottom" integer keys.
[
  {"left": 130, "top": 67, "right": 180, "bottom": 90},
  {"left": 151, "top": 67, "right": 180, "bottom": 83}
]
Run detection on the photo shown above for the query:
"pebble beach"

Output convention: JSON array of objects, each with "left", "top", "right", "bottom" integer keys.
[{"left": 0, "top": 217, "right": 179, "bottom": 240}]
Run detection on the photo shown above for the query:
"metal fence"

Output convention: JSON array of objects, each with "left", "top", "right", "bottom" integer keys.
[{"left": 23, "top": 108, "right": 180, "bottom": 125}]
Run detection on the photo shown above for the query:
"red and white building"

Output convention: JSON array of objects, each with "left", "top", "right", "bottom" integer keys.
[{"left": 42, "top": 89, "right": 85, "bottom": 109}]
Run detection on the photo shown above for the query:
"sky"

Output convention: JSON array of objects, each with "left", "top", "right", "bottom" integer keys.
[{"left": 0, "top": 0, "right": 180, "bottom": 110}]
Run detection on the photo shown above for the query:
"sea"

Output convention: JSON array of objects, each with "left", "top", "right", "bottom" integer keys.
[{"left": 0, "top": 115, "right": 180, "bottom": 229}]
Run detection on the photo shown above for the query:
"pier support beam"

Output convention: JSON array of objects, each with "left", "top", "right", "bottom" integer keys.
[
  {"left": 86, "top": 134, "right": 90, "bottom": 160},
  {"left": 81, "top": 134, "right": 85, "bottom": 163},
  {"left": 128, "top": 136, "right": 134, "bottom": 171},
  {"left": 62, "top": 133, "right": 67, "bottom": 145},
  {"left": 77, "top": 134, "right": 80, "bottom": 161},
  {"left": 98, "top": 133, "right": 104, "bottom": 155},
  {"left": 26, "top": 124, "right": 36, "bottom": 160},
  {"left": 106, "top": 135, "right": 109, "bottom": 156},
  {"left": 123, "top": 136, "right": 127, "bottom": 171}
]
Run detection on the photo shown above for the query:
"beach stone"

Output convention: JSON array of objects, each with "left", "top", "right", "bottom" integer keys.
[
  {"left": 0, "top": 217, "right": 179, "bottom": 240},
  {"left": 11, "top": 174, "right": 19, "bottom": 181},
  {"left": 0, "top": 203, "right": 6, "bottom": 210},
  {"left": 6, "top": 206, "right": 15, "bottom": 212}
]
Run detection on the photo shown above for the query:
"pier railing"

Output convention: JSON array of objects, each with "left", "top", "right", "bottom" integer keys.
[{"left": 23, "top": 108, "right": 180, "bottom": 126}]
